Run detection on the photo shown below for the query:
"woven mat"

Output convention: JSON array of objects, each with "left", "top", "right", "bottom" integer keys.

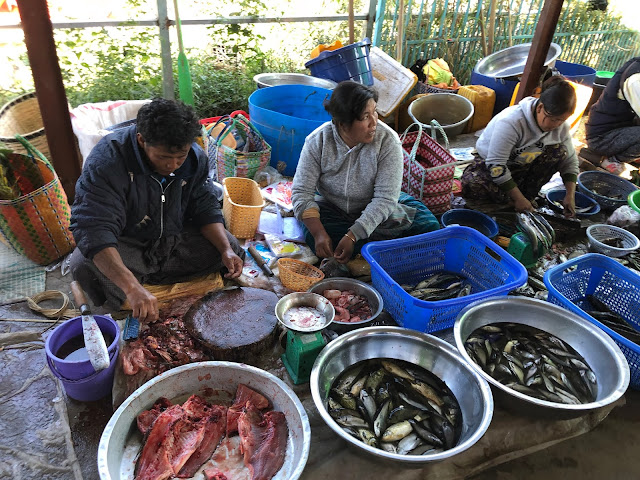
[{"left": 0, "top": 242, "right": 45, "bottom": 304}]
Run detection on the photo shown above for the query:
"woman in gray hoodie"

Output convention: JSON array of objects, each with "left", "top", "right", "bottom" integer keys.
[
  {"left": 292, "top": 81, "right": 439, "bottom": 263},
  {"left": 461, "top": 76, "right": 578, "bottom": 216}
]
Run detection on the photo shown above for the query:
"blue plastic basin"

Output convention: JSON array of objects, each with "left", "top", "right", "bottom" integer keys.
[
  {"left": 305, "top": 38, "right": 374, "bottom": 86},
  {"left": 249, "top": 85, "right": 332, "bottom": 177},
  {"left": 441, "top": 209, "right": 499, "bottom": 238}
]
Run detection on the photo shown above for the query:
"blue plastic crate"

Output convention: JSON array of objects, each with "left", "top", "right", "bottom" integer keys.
[
  {"left": 543, "top": 253, "right": 640, "bottom": 390},
  {"left": 361, "top": 226, "right": 527, "bottom": 333}
]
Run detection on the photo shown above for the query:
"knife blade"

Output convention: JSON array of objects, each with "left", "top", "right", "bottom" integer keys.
[
  {"left": 248, "top": 245, "right": 274, "bottom": 276},
  {"left": 70, "top": 281, "right": 111, "bottom": 371}
]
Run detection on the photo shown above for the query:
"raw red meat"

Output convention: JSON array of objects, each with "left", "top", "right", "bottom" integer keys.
[
  {"left": 135, "top": 405, "right": 185, "bottom": 480},
  {"left": 203, "top": 469, "right": 228, "bottom": 480},
  {"left": 137, "top": 398, "right": 173, "bottom": 435},
  {"left": 226, "top": 384, "right": 270, "bottom": 436},
  {"left": 238, "top": 403, "right": 289, "bottom": 480},
  {"left": 176, "top": 401, "right": 227, "bottom": 478}
]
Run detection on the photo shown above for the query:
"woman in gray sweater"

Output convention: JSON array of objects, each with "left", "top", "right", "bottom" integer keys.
[
  {"left": 292, "top": 81, "right": 439, "bottom": 263},
  {"left": 461, "top": 76, "right": 578, "bottom": 216}
]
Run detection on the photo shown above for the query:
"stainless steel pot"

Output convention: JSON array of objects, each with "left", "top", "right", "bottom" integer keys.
[
  {"left": 98, "top": 362, "right": 311, "bottom": 479},
  {"left": 454, "top": 296, "right": 630, "bottom": 419},
  {"left": 310, "top": 326, "right": 493, "bottom": 464},
  {"left": 308, "top": 277, "right": 383, "bottom": 333}
]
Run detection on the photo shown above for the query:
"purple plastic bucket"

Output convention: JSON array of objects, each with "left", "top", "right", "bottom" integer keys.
[{"left": 45, "top": 315, "right": 120, "bottom": 401}]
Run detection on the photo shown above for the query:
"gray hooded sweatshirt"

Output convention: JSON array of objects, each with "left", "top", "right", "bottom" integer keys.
[
  {"left": 476, "top": 96, "right": 579, "bottom": 191},
  {"left": 292, "top": 120, "right": 406, "bottom": 241}
]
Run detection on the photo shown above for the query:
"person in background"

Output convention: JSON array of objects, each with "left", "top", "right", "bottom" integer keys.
[
  {"left": 292, "top": 80, "right": 440, "bottom": 264},
  {"left": 583, "top": 56, "right": 640, "bottom": 175},
  {"left": 461, "top": 76, "right": 578, "bottom": 217},
  {"left": 69, "top": 98, "right": 244, "bottom": 323}
]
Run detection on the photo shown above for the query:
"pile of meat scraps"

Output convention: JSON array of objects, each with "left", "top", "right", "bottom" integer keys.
[
  {"left": 322, "top": 289, "right": 372, "bottom": 323},
  {"left": 121, "top": 296, "right": 208, "bottom": 398},
  {"left": 135, "top": 384, "right": 288, "bottom": 480}
]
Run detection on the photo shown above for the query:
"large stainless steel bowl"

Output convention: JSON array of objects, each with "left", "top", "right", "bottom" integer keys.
[
  {"left": 254, "top": 73, "right": 337, "bottom": 89},
  {"left": 307, "top": 277, "right": 384, "bottom": 333},
  {"left": 454, "top": 297, "right": 630, "bottom": 419},
  {"left": 310, "top": 326, "right": 493, "bottom": 464},
  {"left": 98, "top": 362, "right": 310, "bottom": 479},
  {"left": 474, "top": 42, "right": 562, "bottom": 78}
]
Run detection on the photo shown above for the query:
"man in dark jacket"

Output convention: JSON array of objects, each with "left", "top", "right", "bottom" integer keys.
[
  {"left": 583, "top": 56, "right": 640, "bottom": 175},
  {"left": 69, "top": 98, "right": 244, "bottom": 323}
]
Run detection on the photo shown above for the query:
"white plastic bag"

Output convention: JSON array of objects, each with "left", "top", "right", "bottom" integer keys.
[
  {"left": 70, "top": 100, "right": 150, "bottom": 165},
  {"left": 607, "top": 205, "right": 640, "bottom": 229}
]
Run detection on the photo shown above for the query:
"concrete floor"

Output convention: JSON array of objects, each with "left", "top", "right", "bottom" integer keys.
[{"left": 2, "top": 117, "right": 640, "bottom": 480}]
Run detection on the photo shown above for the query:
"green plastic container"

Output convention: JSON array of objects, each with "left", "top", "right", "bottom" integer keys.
[
  {"left": 629, "top": 190, "right": 640, "bottom": 214},
  {"left": 507, "top": 232, "right": 541, "bottom": 268}
]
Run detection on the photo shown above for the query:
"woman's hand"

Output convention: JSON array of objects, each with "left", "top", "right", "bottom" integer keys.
[
  {"left": 334, "top": 235, "right": 355, "bottom": 264},
  {"left": 562, "top": 193, "right": 576, "bottom": 218},
  {"left": 221, "top": 248, "right": 244, "bottom": 279},
  {"left": 314, "top": 230, "right": 334, "bottom": 258},
  {"left": 509, "top": 187, "right": 534, "bottom": 212}
]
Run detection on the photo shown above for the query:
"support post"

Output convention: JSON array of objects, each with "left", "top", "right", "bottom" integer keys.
[
  {"left": 515, "top": 0, "right": 564, "bottom": 103},
  {"left": 156, "top": 0, "right": 175, "bottom": 100},
  {"left": 17, "top": 0, "right": 81, "bottom": 201}
]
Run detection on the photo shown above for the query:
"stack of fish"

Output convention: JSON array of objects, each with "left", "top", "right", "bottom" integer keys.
[
  {"left": 517, "top": 212, "right": 555, "bottom": 257},
  {"left": 400, "top": 272, "right": 473, "bottom": 301},
  {"left": 583, "top": 294, "right": 640, "bottom": 344},
  {"left": 327, "top": 358, "right": 462, "bottom": 455},
  {"left": 464, "top": 322, "right": 598, "bottom": 405}
]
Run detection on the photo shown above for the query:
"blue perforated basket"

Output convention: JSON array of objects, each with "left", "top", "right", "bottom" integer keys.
[
  {"left": 361, "top": 226, "right": 527, "bottom": 333},
  {"left": 544, "top": 253, "right": 640, "bottom": 390}
]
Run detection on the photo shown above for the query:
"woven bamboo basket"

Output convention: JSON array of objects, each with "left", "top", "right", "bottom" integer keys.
[
  {"left": 278, "top": 258, "right": 325, "bottom": 292},
  {"left": 222, "top": 176, "right": 265, "bottom": 239},
  {"left": 0, "top": 92, "right": 51, "bottom": 160}
]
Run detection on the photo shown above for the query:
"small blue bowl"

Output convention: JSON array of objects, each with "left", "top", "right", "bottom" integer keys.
[
  {"left": 546, "top": 188, "right": 600, "bottom": 217},
  {"left": 441, "top": 209, "right": 499, "bottom": 238}
]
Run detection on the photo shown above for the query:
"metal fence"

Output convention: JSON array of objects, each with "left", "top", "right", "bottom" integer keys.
[{"left": 372, "top": 0, "right": 640, "bottom": 84}]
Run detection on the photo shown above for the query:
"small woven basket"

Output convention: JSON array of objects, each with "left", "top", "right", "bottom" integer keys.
[
  {"left": 222, "top": 177, "right": 265, "bottom": 239},
  {"left": 0, "top": 92, "right": 51, "bottom": 160},
  {"left": 586, "top": 224, "right": 640, "bottom": 258},
  {"left": 415, "top": 81, "right": 459, "bottom": 95},
  {"left": 278, "top": 258, "right": 325, "bottom": 292}
]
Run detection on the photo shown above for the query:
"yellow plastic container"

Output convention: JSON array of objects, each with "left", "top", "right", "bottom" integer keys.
[
  {"left": 310, "top": 40, "right": 343, "bottom": 60},
  {"left": 458, "top": 85, "right": 496, "bottom": 133},
  {"left": 222, "top": 177, "right": 265, "bottom": 239}
]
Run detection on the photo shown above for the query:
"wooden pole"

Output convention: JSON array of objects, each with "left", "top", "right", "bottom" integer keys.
[
  {"left": 348, "top": 0, "right": 354, "bottom": 44},
  {"left": 396, "top": 0, "right": 404, "bottom": 62},
  {"left": 16, "top": 0, "right": 81, "bottom": 201},
  {"left": 515, "top": 0, "right": 565, "bottom": 103},
  {"left": 487, "top": 0, "right": 497, "bottom": 54}
]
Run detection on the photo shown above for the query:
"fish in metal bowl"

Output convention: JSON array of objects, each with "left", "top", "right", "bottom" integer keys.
[
  {"left": 310, "top": 326, "right": 493, "bottom": 464},
  {"left": 454, "top": 296, "right": 630, "bottom": 419}
]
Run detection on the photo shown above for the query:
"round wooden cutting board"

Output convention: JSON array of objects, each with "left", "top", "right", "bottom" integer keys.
[{"left": 183, "top": 287, "right": 279, "bottom": 362}]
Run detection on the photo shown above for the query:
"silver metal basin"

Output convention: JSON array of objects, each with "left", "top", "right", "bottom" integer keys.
[
  {"left": 310, "top": 326, "right": 494, "bottom": 464},
  {"left": 454, "top": 297, "right": 630, "bottom": 419},
  {"left": 254, "top": 73, "right": 338, "bottom": 90},
  {"left": 408, "top": 93, "right": 474, "bottom": 138},
  {"left": 307, "top": 277, "right": 384, "bottom": 333},
  {"left": 98, "top": 362, "right": 311, "bottom": 479},
  {"left": 474, "top": 42, "right": 562, "bottom": 78},
  {"left": 275, "top": 292, "right": 335, "bottom": 333}
]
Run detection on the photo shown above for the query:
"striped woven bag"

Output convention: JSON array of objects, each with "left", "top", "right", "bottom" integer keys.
[{"left": 0, "top": 135, "right": 75, "bottom": 265}]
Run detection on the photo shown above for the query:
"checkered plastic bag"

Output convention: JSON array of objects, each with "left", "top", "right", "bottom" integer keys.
[{"left": 400, "top": 121, "right": 456, "bottom": 215}]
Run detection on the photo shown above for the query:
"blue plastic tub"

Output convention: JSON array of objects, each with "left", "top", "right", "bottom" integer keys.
[
  {"left": 440, "top": 209, "right": 499, "bottom": 238},
  {"left": 544, "top": 253, "right": 640, "bottom": 390},
  {"left": 555, "top": 60, "right": 597, "bottom": 87},
  {"left": 249, "top": 85, "right": 332, "bottom": 177},
  {"left": 545, "top": 188, "right": 600, "bottom": 217},
  {"left": 305, "top": 38, "right": 374, "bottom": 86},
  {"left": 470, "top": 70, "right": 518, "bottom": 115},
  {"left": 361, "top": 226, "right": 527, "bottom": 333}
]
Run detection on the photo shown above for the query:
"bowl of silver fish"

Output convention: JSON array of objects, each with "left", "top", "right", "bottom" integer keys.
[
  {"left": 308, "top": 277, "right": 384, "bottom": 333},
  {"left": 454, "top": 296, "right": 629, "bottom": 419},
  {"left": 275, "top": 292, "right": 335, "bottom": 333},
  {"left": 310, "top": 326, "right": 493, "bottom": 464},
  {"left": 98, "top": 361, "right": 311, "bottom": 480}
]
